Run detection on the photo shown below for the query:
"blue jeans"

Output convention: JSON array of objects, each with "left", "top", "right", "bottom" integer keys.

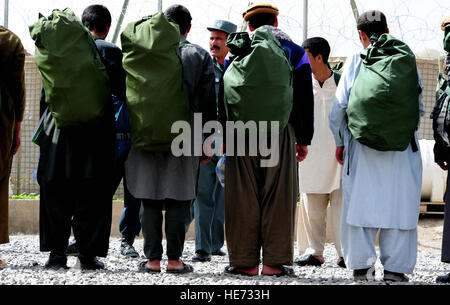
[
  {"left": 113, "top": 141, "right": 141, "bottom": 237},
  {"left": 192, "top": 157, "right": 224, "bottom": 254}
]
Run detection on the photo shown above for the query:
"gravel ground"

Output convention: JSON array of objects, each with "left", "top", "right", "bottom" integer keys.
[{"left": 0, "top": 234, "right": 449, "bottom": 285}]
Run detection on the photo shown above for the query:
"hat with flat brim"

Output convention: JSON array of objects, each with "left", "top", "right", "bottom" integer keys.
[
  {"left": 207, "top": 20, "right": 237, "bottom": 35},
  {"left": 242, "top": 3, "right": 279, "bottom": 21}
]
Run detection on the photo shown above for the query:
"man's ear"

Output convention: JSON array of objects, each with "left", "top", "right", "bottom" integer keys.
[
  {"left": 248, "top": 23, "right": 255, "bottom": 32},
  {"left": 185, "top": 24, "right": 192, "bottom": 37},
  {"left": 358, "top": 30, "right": 368, "bottom": 42},
  {"left": 386, "top": 27, "right": 390, "bottom": 34},
  {"left": 358, "top": 30, "right": 365, "bottom": 40},
  {"left": 105, "top": 25, "right": 111, "bottom": 37},
  {"left": 274, "top": 16, "right": 278, "bottom": 27},
  {"left": 316, "top": 54, "right": 323, "bottom": 63}
]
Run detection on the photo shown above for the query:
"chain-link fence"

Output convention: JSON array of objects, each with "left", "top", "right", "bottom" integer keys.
[
  {"left": 8, "top": 55, "right": 440, "bottom": 196},
  {"left": 8, "top": 55, "right": 125, "bottom": 198}
]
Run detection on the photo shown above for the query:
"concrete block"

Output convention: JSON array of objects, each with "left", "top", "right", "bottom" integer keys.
[{"left": 8, "top": 199, "right": 195, "bottom": 239}]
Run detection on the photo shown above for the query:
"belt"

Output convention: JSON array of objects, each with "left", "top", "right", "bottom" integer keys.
[{"left": 116, "top": 133, "right": 131, "bottom": 141}]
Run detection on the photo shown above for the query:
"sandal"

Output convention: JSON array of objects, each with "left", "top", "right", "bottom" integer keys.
[
  {"left": 224, "top": 265, "right": 258, "bottom": 276},
  {"left": 262, "top": 265, "right": 295, "bottom": 277},
  {"left": 166, "top": 262, "right": 194, "bottom": 274},
  {"left": 138, "top": 261, "right": 161, "bottom": 273}
]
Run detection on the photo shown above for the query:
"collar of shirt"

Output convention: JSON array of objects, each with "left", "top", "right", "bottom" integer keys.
[
  {"left": 313, "top": 72, "right": 336, "bottom": 89},
  {"left": 213, "top": 58, "right": 224, "bottom": 73}
]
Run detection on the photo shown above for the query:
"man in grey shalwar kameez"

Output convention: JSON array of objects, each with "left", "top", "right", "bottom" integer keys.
[
  {"left": 329, "top": 11, "right": 424, "bottom": 282},
  {"left": 125, "top": 4, "right": 216, "bottom": 273}
]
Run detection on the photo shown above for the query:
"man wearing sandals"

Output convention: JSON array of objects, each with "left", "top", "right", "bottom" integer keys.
[
  {"left": 0, "top": 26, "right": 25, "bottom": 268},
  {"left": 126, "top": 4, "right": 216, "bottom": 274},
  {"left": 329, "top": 11, "right": 423, "bottom": 282},
  {"left": 223, "top": 3, "right": 314, "bottom": 277}
]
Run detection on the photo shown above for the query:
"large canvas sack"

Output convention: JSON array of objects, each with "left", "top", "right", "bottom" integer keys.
[
  {"left": 347, "top": 33, "right": 420, "bottom": 151},
  {"left": 223, "top": 27, "right": 293, "bottom": 131},
  {"left": 29, "top": 8, "right": 111, "bottom": 128},
  {"left": 121, "top": 12, "right": 189, "bottom": 152}
]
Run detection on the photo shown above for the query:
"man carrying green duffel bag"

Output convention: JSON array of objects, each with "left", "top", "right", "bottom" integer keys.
[
  {"left": 29, "top": 8, "right": 115, "bottom": 271},
  {"left": 123, "top": 5, "right": 216, "bottom": 274},
  {"left": 220, "top": 3, "right": 314, "bottom": 277},
  {"left": 329, "top": 10, "right": 423, "bottom": 282},
  {"left": 30, "top": 8, "right": 111, "bottom": 128}
]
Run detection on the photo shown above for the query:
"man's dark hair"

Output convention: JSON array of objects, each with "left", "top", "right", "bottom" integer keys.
[
  {"left": 82, "top": 5, "right": 112, "bottom": 34},
  {"left": 164, "top": 4, "right": 192, "bottom": 35},
  {"left": 247, "top": 13, "right": 276, "bottom": 29},
  {"left": 302, "top": 37, "right": 331, "bottom": 65},
  {"left": 357, "top": 10, "right": 388, "bottom": 39}
]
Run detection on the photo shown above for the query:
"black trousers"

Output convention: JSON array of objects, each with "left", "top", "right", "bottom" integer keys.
[
  {"left": 140, "top": 199, "right": 191, "bottom": 260},
  {"left": 39, "top": 178, "right": 112, "bottom": 257},
  {"left": 443, "top": 158, "right": 450, "bottom": 263}
]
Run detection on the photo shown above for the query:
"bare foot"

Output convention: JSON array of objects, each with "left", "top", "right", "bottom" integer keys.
[
  {"left": 313, "top": 255, "right": 325, "bottom": 264},
  {"left": 262, "top": 265, "right": 283, "bottom": 275},
  {"left": 225, "top": 265, "right": 259, "bottom": 276},
  {"left": 0, "top": 258, "right": 6, "bottom": 267},
  {"left": 166, "top": 259, "right": 185, "bottom": 271},
  {"left": 144, "top": 259, "right": 161, "bottom": 271},
  {"left": 262, "top": 265, "right": 295, "bottom": 276}
]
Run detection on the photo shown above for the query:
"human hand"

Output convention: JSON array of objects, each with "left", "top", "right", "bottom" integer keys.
[
  {"left": 437, "top": 161, "right": 448, "bottom": 171},
  {"left": 441, "top": 16, "right": 450, "bottom": 31},
  {"left": 335, "top": 146, "right": 344, "bottom": 165},
  {"left": 296, "top": 145, "right": 308, "bottom": 162},
  {"left": 200, "top": 155, "right": 211, "bottom": 164},
  {"left": 12, "top": 122, "right": 22, "bottom": 155}
]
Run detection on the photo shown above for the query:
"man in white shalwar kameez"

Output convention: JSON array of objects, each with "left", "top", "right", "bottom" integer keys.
[
  {"left": 329, "top": 10, "right": 424, "bottom": 282},
  {"left": 296, "top": 37, "right": 344, "bottom": 268}
]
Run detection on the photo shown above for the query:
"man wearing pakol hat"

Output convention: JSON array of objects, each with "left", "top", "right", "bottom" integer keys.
[
  {"left": 191, "top": 19, "right": 237, "bottom": 263},
  {"left": 222, "top": 3, "right": 314, "bottom": 276}
]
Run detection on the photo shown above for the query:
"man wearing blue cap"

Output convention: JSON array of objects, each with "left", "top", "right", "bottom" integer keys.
[{"left": 191, "top": 19, "right": 237, "bottom": 263}]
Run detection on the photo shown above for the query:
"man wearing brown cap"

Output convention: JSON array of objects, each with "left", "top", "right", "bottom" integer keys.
[
  {"left": 222, "top": 3, "right": 314, "bottom": 276},
  {"left": 0, "top": 26, "right": 25, "bottom": 267}
]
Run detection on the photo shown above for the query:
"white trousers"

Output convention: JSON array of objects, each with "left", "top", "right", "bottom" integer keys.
[
  {"left": 340, "top": 222, "right": 418, "bottom": 274},
  {"left": 297, "top": 188, "right": 343, "bottom": 257}
]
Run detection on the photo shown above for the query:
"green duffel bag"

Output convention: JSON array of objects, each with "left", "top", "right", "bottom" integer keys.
[
  {"left": 347, "top": 33, "right": 420, "bottom": 151},
  {"left": 29, "top": 8, "right": 110, "bottom": 128},
  {"left": 223, "top": 27, "right": 293, "bottom": 131},
  {"left": 121, "top": 12, "right": 189, "bottom": 152}
]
